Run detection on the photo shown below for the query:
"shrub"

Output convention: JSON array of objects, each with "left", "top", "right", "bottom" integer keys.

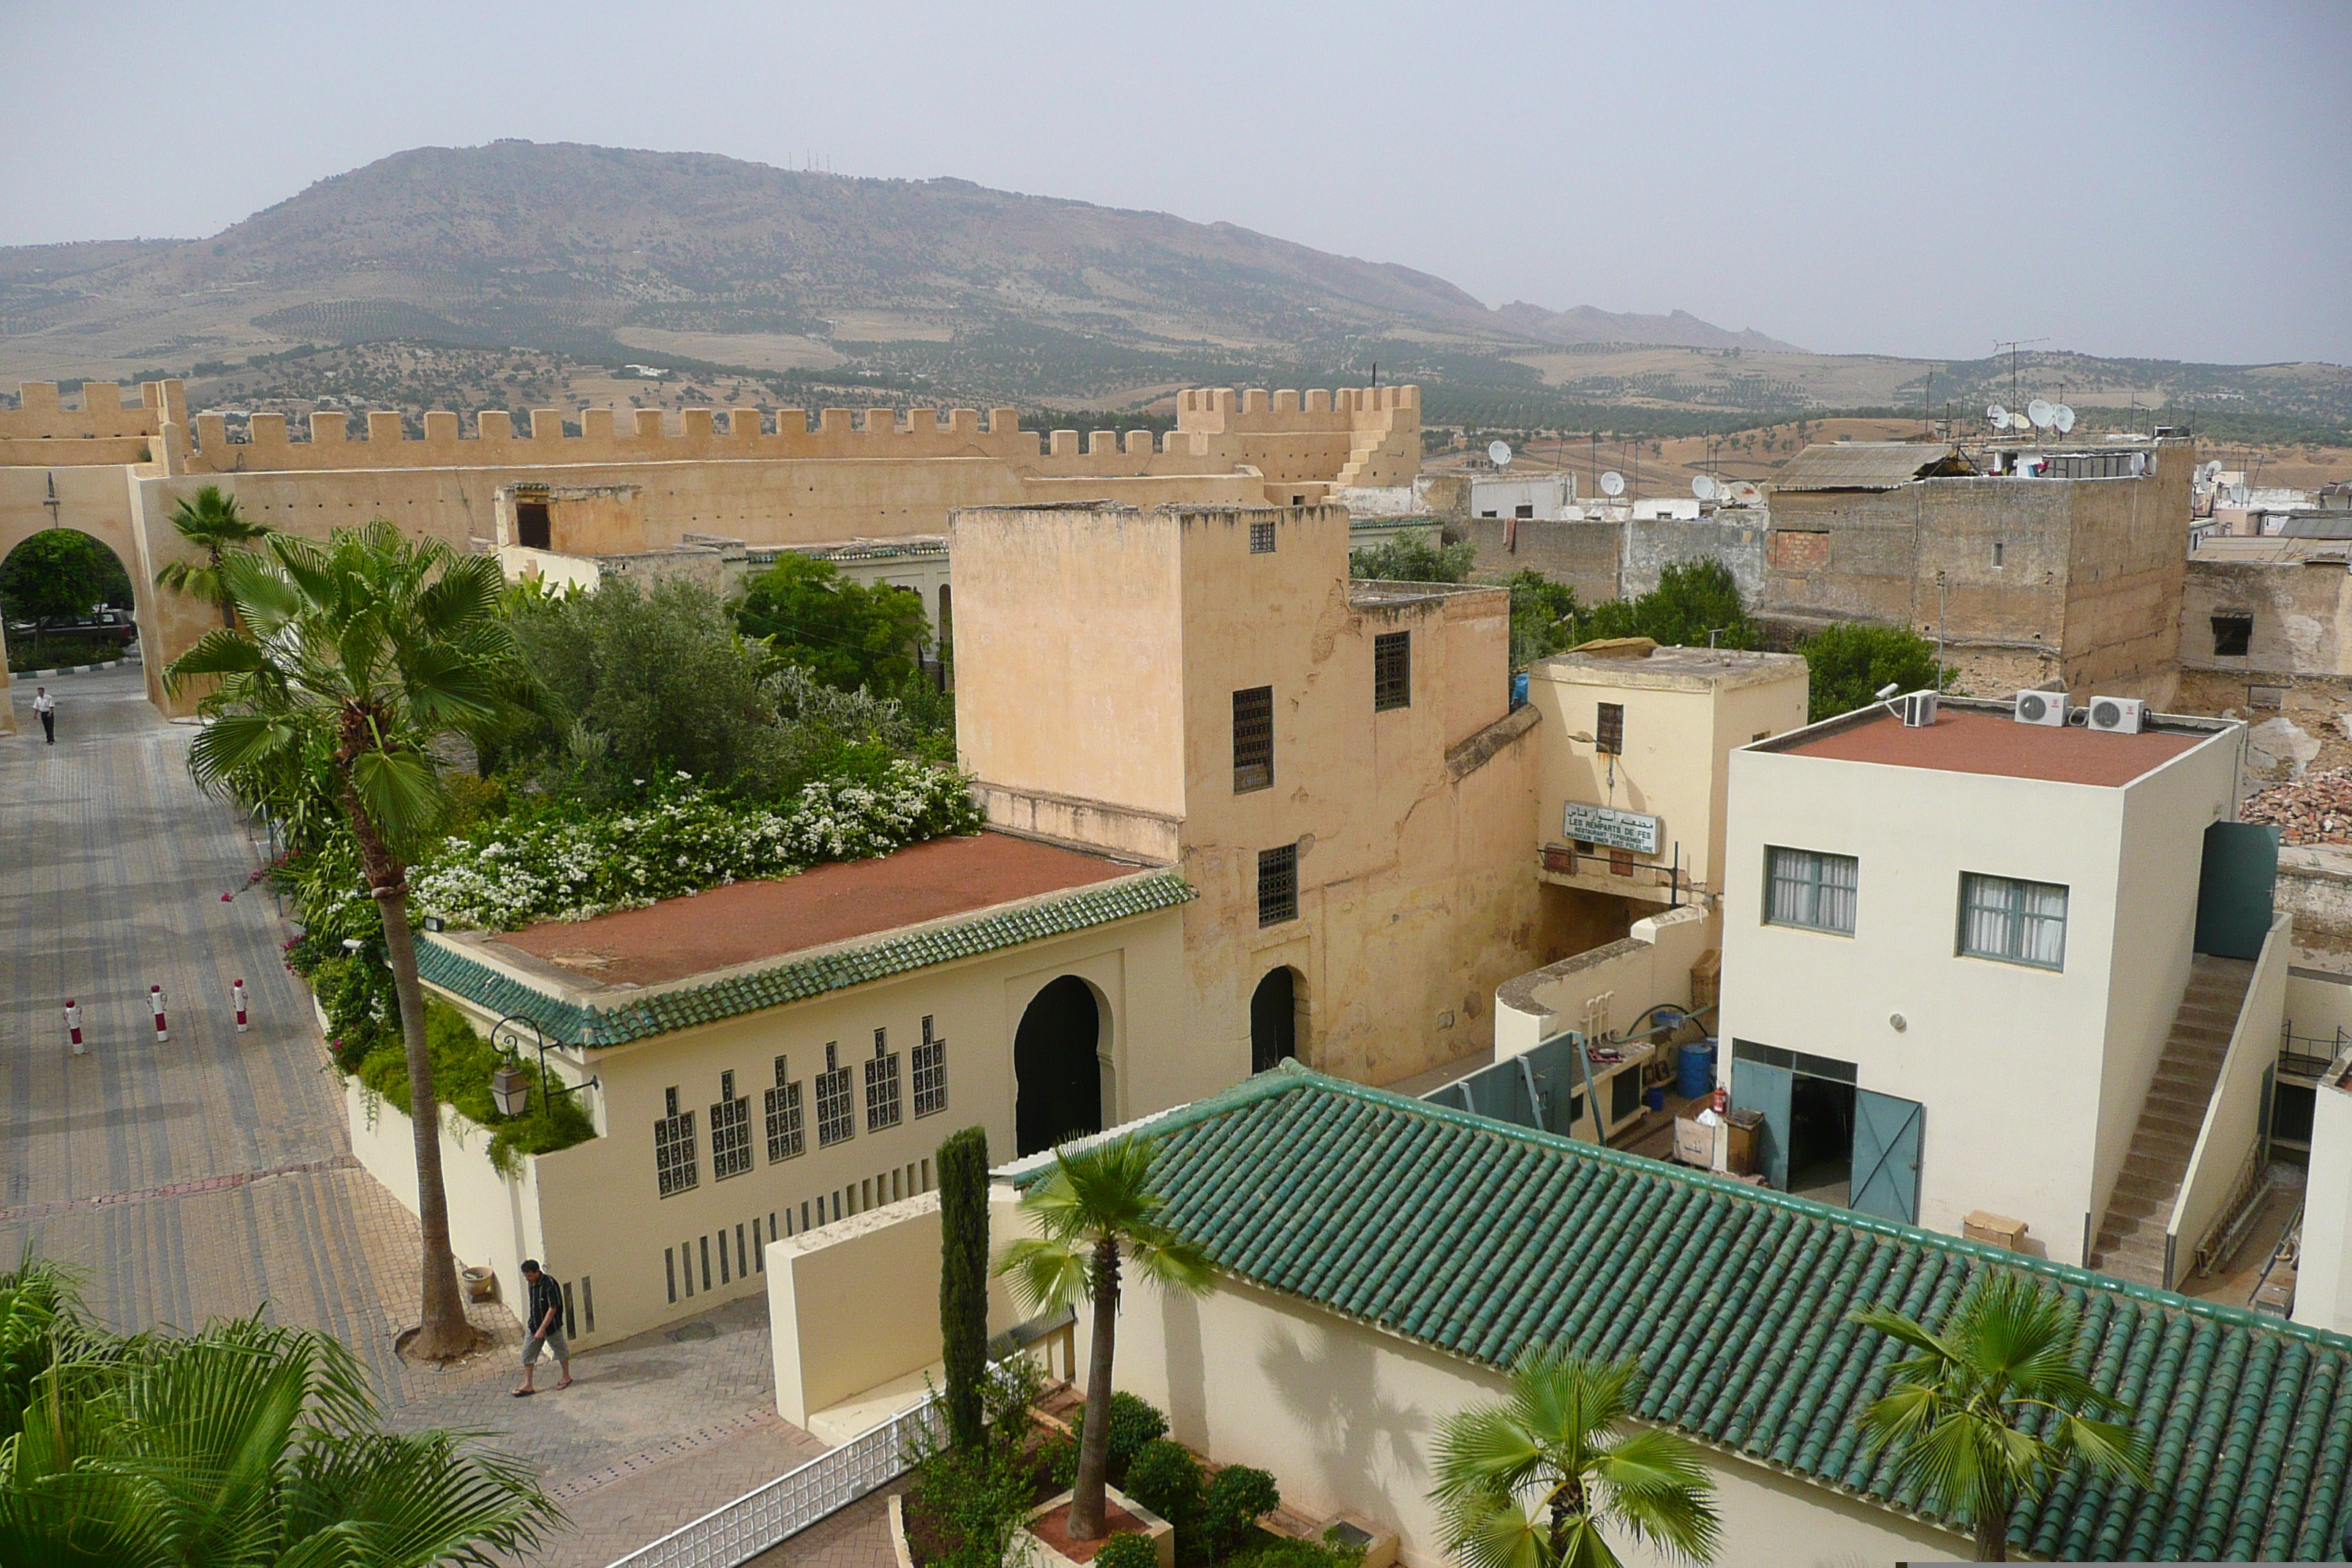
[
  {"left": 1200, "top": 1467, "right": 1281, "bottom": 1558},
  {"left": 1124, "top": 1439, "right": 1203, "bottom": 1529},
  {"left": 1799, "top": 621, "right": 1951, "bottom": 723},
  {"left": 7, "top": 636, "right": 124, "bottom": 672},
  {"left": 353, "top": 997, "right": 594, "bottom": 1175},
  {"left": 1094, "top": 1532, "right": 1160, "bottom": 1568},
  {"left": 1348, "top": 530, "right": 1474, "bottom": 584}
]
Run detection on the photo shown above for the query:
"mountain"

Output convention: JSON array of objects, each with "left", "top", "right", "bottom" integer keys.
[{"left": 0, "top": 140, "right": 1795, "bottom": 400}]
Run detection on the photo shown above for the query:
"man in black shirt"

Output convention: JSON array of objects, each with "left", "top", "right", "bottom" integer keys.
[{"left": 514, "top": 1259, "right": 571, "bottom": 1395}]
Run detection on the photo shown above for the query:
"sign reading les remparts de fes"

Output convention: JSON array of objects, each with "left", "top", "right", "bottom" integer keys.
[{"left": 1563, "top": 802, "right": 1660, "bottom": 856}]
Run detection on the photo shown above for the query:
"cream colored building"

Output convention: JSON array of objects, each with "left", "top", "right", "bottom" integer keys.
[
  {"left": 949, "top": 500, "right": 1561, "bottom": 1088},
  {"left": 0, "top": 378, "right": 1421, "bottom": 728},
  {"left": 1719, "top": 696, "right": 2271, "bottom": 1271},
  {"left": 388, "top": 830, "right": 1193, "bottom": 1347}
]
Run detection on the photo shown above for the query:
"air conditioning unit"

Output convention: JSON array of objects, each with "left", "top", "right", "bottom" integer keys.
[
  {"left": 2013, "top": 690, "right": 2068, "bottom": 727},
  {"left": 2086, "top": 696, "right": 2146, "bottom": 734},
  {"left": 1896, "top": 690, "right": 1939, "bottom": 728}
]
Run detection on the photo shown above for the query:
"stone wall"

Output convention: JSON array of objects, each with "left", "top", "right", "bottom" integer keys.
[
  {"left": 1622, "top": 513, "right": 1769, "bottom": 601},
  {"left": 1455, "top": 517, "right": 1620, "bottom": 602}
]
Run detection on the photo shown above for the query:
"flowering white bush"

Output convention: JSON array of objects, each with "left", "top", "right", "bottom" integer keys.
[{"left": 413, "top": 761, "right": 984, "bottom": 931}]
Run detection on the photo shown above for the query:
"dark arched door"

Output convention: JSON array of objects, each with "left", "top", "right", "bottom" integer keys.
[
  {"left": 1015, "top": 976, "right": 1102, "bottom": 1156},
  {"left": 1251, "top": 968, "right": 1297, "bottom": 1073}
]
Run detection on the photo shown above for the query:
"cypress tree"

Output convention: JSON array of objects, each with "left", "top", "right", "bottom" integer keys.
[{"left": 937, "top": 1125, "right": 990, "bottom": 1451}]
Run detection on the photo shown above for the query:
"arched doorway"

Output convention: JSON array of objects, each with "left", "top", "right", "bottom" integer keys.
[
  {"left": 1251, "top": 967, "right": 1300, "bottom": 1073},
  {"left": 1, "top": 527, "right": 138, "bottom": 670},
  {"left": 1015, "top": 976, "right": 1102, "bottom": 1156}
]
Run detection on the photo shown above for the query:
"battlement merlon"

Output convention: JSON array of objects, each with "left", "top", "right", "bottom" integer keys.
[
  {"left": 1174, "top": 384, "right": 1420, "bottom": 435},
  {"left": 0, "top": 378, "right": 184, "bottom": 441}
]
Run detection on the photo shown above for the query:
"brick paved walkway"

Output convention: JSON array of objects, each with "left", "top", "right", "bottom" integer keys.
[
  {"left": 0, "top": 667, "right": 820, "bottom": 1564},
  {"left": 741, "top": 1488, "right": 902, "bottom": 1568}
]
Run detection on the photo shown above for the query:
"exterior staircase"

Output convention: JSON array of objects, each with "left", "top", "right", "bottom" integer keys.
[{"left": 2086, "top": 954, "right": 2255, "bottom": 1287}]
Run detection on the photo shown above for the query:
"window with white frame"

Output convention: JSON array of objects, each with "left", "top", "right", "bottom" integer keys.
[
  {"left": 815, "top": 1044, "right": 856, "bottom": 1147},
  {"left": 1959, "top": 873, "right": 2069, "bottom": 969},
  {"left": 865, "top": 1029, "right": 902, "bottom": 1132},
  {"left": 765, "top": 1055, "right": 804, "bottom": 1162},
  {"left": 710, "top": 1070, "right": 753, "bottom": 1180},
  {"left": 654, "top": 1087, "right": 698, "bottom": 1197},
  {"left": 1764, "top": 846, "right": 1858, "bottom": 935},
  {"left": 912, "top": 1015, "right": 948, "bottom": 1118}
]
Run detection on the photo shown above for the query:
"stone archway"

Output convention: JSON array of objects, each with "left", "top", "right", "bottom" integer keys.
[
  {"left": 1014, "top": 976, "right": 1104, "bottom": 1156},
  {"left": 0, "top": 516, "right": 148, "bottom": 735},
  {"left": 1251, "top": 966, "right": 1303, "bottom": 1073}
]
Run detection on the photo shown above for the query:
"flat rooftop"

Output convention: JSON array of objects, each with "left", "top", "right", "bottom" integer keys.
[
  {"left": 1773, "top": 703, "right": 2215, "bottom": 787},
  {"left": 1535, "top": 642, "right": 1806, "bottom": 692},
  {"left": 494, "top": 831, "right": 1145, "bottom": 988}
]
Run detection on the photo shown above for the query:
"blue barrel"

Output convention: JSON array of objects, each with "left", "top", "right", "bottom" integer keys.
[
  {"left": 1676, "top": 1039, "right": 1716, "bottom": 1101},
  {"left": 1511, "top": 671, "right": 1530, "bottom": 709}
]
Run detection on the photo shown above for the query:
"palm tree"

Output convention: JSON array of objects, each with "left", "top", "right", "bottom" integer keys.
[
  {"left": 1429, "top": 1346, "right": 1719, "bottom": 1568},
  {"left": 0, "top": 1305, "right": 560, "bottom": 1565},
  {"left": 166, "top": 521, "right": 535, "bottom": 1360},
  {"left": 996, "top": 1137, "right": 1212, "bottom": 1540},
  {"left": 153, "top": 485, "right": 269, "bottom": 627},
  {"left": 1850, "top": 1271, "right": 2150, "bottom": 1561}
]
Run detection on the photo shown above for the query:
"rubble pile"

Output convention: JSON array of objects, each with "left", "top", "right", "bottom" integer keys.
[{"left": 2242, "top": 767, "right": 2352, "bottom": 845}]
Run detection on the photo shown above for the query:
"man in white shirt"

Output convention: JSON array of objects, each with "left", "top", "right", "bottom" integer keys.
[{"left": 31, "top": 687, "right": 55, "bottom": 745}]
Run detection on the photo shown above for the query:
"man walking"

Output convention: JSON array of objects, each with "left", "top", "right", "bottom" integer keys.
[
  {"left": 513, "top": 1259, "right": 571, "bottom": 1395},
  {"left": 31, "top": 687, "right": 55, "bottom": 745}
]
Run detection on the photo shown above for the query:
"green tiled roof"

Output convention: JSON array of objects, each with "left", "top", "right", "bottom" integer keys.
[
  {"left": 1101, "top": 1066, "right": 2352, "bottom": 1561},
  {"left": 416, "top": 870, "right": 1193, "bottom": 1048}
]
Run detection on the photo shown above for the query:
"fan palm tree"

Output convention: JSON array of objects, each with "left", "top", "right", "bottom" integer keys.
[
  {"left": 996, "top": 1137, "right": 1212, "bottom": 1539},
  {"left": 153, "top": 486, "right": 269, "bottom": 626},
  {"left": 1429, "top": 1347, "right": 1719, "bottom": 1568},
  {"left": 1850, "top": 1271, "right": 2150, "bottom": 1561},
  {"left": 0, "top": 1311, "right": 560, "bottom": 1565},
  {"left": 166, "top": 521, "right": 535, "bottom": 1360}
]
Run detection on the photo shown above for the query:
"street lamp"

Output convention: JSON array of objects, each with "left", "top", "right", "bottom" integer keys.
[{"left": 489, "top": 1013, "right": 598, "bottom": 1117}]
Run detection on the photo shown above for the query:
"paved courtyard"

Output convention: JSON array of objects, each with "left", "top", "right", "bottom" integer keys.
[{"left": 0, "top": 665, "right": 821, "bottom": 1563}]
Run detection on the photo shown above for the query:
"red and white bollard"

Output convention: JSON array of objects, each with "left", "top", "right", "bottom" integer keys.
[
  {"left": 150, "top": 984, "right": 169, "bottom": 1044},
  {"left": 64, "top": 1000, "right": 84, "bottom": 1056},
  {"left": 233, "top": 979, "right": 249, "bottom": 1034}
]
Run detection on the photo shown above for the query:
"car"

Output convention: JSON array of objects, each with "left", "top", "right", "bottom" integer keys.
[{"left": 6, "top": 608, "right": 139, "bottom": 648}]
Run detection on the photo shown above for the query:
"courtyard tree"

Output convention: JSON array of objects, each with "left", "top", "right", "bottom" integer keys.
[
  {"left": 166, "top": 521, "right": 536, "bottom": 1360},
  {"left": 0, "top": 528, "right": 132, "bottom": 625},
  {"left": 1850, "top": 1272, "right": 2149, "bottom": 1561},
  {"left": 997, "top": 1137, "right": 1212, "bottom": 1540},
  {"left": 1799, "top": 622, "right": 1950, "bottom": 723},
  {"left": 736, "top": 551, "right": 932, "bottom": 693},
  {"left": 0, "top": 1256, "right": 559, "bottom": 1564},
  {"left": 152, "top": 484, "right": 270, "bottom": 627},
  {"left": 1429, "top": 1346, "right": 1719, "bottom": 1568},
  {"left": 1570, "top": 559, "right": 1756, "bottom": 651},
  {"left": 938, "top": 1126, "right": 992, "bottom": 1453}
]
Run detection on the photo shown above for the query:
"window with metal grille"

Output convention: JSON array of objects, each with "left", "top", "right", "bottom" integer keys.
[
  {"left": 1249, "top": 520, "right": 1275, "bottom": 554},
  {"left": 710, "top": 1070, "right": 753, "bottom": 1180},
  {"left": 1596, "top": 701, "right": 1625, "bottom": 755},
  {"left": 864, "top": 1029, "right": 902, "bottom": 1132},
  {"left": 912, "top": 1015, "right": 948, "bottom": 1118},
  {"left": 815, "top": 1044, "right": 855, "bottom": 1147},
  {"left": 653, "top": 1088, "right": 698, "bottom": 1197},
  {"left": 1233, "top": 686, "right": 1273, "bottom": 792},
  {"left": 1959, "top": 872, "right": 2068, "bottom": 970},
  {"left": 1258, "top": 843, "right": 1299, "bottom": 927},
  {"left": 1373, "top": 632, "right": 1411, "bottom": 712},
  {"left": 764, "top": 1055, "right": 804, "bottom": 1162},
  {"left": 1763, "top": 846, "right": 1858, "bottom": 935}
]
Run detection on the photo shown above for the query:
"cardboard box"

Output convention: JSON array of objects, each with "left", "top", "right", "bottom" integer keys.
[
  {"left": 1963, "top": 1210, "right": 2029, "bottom": 1251},
  {"left": 1673, "top": 1116, "right": 1713, "bottom": 1167}
]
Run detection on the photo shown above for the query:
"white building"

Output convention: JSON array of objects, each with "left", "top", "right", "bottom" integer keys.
[
  {"left": 1469, "top": 473, "right": 1574, "bottom": 520},
  {"left": 1718, "top": 694, "right": 2280, "bottom": 1277}
]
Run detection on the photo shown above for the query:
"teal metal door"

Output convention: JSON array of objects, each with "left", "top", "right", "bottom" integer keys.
[
  {"left": 1730, "top": 1057, "right": 1791, "bottom": 1190},
  {"left": 2196, "top": 821, "right": 2280, "bottom": 960},
  {"left": 1850, "top": 1089, "right": 1923, "bottom": 1224}
]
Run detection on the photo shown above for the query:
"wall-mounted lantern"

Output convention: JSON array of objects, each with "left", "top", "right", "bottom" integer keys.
[{"left": 490, "top": 1065, "right": 530, "bottom": 1118}]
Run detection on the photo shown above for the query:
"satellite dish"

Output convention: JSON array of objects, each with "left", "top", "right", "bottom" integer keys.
[
  {"left": 2054, "top": 404, "right": 2076, "bottom": 434},
  {"left": 1986, "top": 403, "right": 2008, "bottom": 428},
  {"left": 1599, "top": 470, "right": 1626, "bottom": 497},
  {"left": 2027, "top": 399, "right": 2056, "bottom": 430},
  {"left": 1488, "top": 440, "right": 1513, "bottom": 468},
  {"left": 1692, "top": 475, "right": 1718, "bottom": 502},
  {"left": 1727, "top": 480, "right": 1762, "bottom": 505},
  {"left": 2201, "top": 459, "right": 2223, "bottom": 480}
]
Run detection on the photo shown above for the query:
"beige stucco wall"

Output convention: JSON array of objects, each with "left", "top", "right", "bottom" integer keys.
[
  {"left": 1495, "top": 905, "right": 1713, "bottom": 1060},
  {"left": 421, "top": 902, "right": 1188, "bottom": 1346},
  {"left": 1720, "top": 720, "right": 2240, "bottom": 1261},
  {"left": 2296, "top": 1044, "right": 2352, "bottom": 1335},
  {"left": 2169, "top": 914, "right": 2291, "bottom": 1269}
]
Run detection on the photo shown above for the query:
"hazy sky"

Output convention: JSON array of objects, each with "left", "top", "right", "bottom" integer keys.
[{"left": 5, "top": 2, "right": 2347, "bottom": 365}]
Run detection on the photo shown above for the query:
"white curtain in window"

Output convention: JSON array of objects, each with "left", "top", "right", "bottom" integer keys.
[
  {"left": 1767, "top": 849, "right": 1809, "bottom": 925},
  {"left": 1964, "top": 878, "right": 2010, "bottom": 957},
  {"left": 1816, "top": 853, "right": 1858, "bottom": 933},
  {"left": 2021, "top": 881, "right": 2068, "bottom": 966}
]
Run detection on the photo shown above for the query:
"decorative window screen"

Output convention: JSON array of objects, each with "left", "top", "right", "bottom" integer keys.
[
  {"left": 815, "top": 1044, "right": 856, "bottom": 1147},
  {"left": 1959, "top": 873, "right": 2068, "bottom": 969},
  {"left": 764, "top": 1055, "right": 804, "bottom": 1162},
  {"left": 710, "top": 1071, "right": 753, "bottom": 1180},
  {"left": 1249, "top": 520, "right": 1276, "bottom": 554},
  {"left": 1258, "top": 843, "right": 1300, "bottom": 927},
  {"left": 1764, "top": 847, "right": 1858, "bottom": 935},
  {"left": 912, "top": 1016, "right": 948, "bottom": 1119},
  {"left": 1373, "top": 632, "right": 1411, "bottom": 712},
  {"left": 654, "top": 1087, "right": 698, "bottom": 1197},
  {"left": 1233, "top": 686, "right": 1274, "bottom": 792},
  {"left": 864, "top": 1030, "right": 902, "bottom": 1132},
  {"left": 1596, "top": 702, "right": 1625, "bottom": 755}
]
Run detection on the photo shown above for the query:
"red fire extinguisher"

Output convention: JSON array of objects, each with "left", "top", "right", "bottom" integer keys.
[{"left": 1711, "top": 1085, "right": 1729, "bottom": 1116}]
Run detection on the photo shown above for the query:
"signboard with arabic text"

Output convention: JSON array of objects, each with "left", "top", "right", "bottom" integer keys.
[{"left": 1562, "top": 802, "right": 1660, "bottom": 856}]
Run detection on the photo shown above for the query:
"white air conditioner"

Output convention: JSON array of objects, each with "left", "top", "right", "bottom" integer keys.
[
  {"left": 1896, "top": 690, "right": 1939, "bottom": 728},
  {"left": 2013, "top": 690, "right": 2068, "bottom": 727},
  {"left": 2087, "top": 696, "right": 2146, "bottom": 734}
]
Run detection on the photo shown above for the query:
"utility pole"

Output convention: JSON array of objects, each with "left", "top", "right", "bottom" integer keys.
[{"left": 1992, "top": 337, "right": 2051, "bottom": 412}]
